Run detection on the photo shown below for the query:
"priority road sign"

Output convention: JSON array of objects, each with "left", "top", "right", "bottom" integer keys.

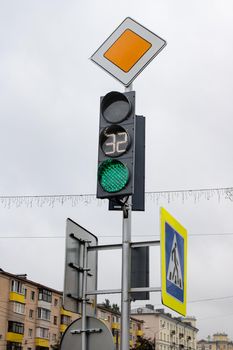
[
  {"left": 91, "top": 17, "right": 166, "bottom": 86},
  {"left": 160, "top": 208, "right": 187, "bottom": 316}
]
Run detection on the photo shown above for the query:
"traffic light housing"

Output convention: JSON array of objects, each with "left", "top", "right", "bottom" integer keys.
[{"left": 97, "top": 91, "right": 136, "bottom": 199}]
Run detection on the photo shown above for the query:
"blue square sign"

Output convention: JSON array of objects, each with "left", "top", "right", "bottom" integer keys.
[{"left": 161, "top": 208, "right": 187, "bottom": 316}]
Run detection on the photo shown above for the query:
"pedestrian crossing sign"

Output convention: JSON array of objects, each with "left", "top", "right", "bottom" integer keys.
[{"left": 160, "top": 208, "right": 187, "bottom": 316}]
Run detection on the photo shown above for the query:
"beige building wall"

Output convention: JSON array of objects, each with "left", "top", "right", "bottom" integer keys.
[
  {"left": 0, "top": 270, "right": 80, "bottom": 350},
  {"left": 0, "top": 273, "right": 9, "bottom": 348}
]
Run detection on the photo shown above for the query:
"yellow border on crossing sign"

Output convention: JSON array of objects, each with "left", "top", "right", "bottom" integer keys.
[{"left": 160, "top": 208, "right": 187, "bottom": 316}]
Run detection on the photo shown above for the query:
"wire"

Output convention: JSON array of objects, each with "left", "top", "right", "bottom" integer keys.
[
  {"left": 189, "top": 295, "right": 233, "bottom": 303},
  {"left": 0, "top": 186, "right": 232, "bottom": 198},
  {"left": 198, "top": 312, "right": 233, "bottom": 321},
  {"left": 0, "top": 233, "right": 233, "bottom": 239}
]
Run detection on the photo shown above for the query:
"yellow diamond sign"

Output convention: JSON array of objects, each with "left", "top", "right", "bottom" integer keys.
[
  {"left": 91, "top": 17, "right": 166, "bottom": 86},
  {"left": 104, "top": 29, "right": 152, "bottom": 73}
]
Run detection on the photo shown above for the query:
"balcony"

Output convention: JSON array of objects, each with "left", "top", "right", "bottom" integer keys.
[
  {"left": 9, "top": 292, "right": 25, "bottom": 304},
  {"left": 60, "top": 307, "right": 72, "bottom": 317},
  {"left": 136, "top": 330, "right": 143, "bottom": 337},
  {"left": 35, "top": 338, "right": 49, "bottom": 348},
  {"left": 37, "top": 300, "right": 51, "bottom": 310},
  {"left": 60, "top": 324, "right": 68, "bottom": 333},
  {"left": 112, "top": 322, "right": 120, "bottom": 330},
  {"left": 6, "top": 332, "right": 23, "bottom": 343}
]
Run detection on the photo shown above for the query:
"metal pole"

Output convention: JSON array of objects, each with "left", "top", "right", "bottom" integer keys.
[
  {"left": 81, "top": 241, "right": 88, "bottom": 350},
  {"left": 121, "top": 198, "right": 131, "bottom": 350},
  {"left": 120, "top": 83, "right": 133, "bottom": 350}
]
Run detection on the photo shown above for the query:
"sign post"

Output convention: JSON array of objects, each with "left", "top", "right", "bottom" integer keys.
[{"left": 90, "top": 16, "right": 167, "bottom": 350}]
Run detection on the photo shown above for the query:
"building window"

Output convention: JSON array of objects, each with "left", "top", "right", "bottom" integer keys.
[
  {"left": 29, "top": 310, "right": 34, "bottom": 319},
  {"left": 61, "top": 315, "right": 71, "bottom": 325},
  {"left": 13, "top": 302, "right": 25, "bottom": 315},
  {"left": 54, "top": 298, "right": 58, "bottom": 306},
  {"left": 7, "top": 342, "right": 22, "bottom": 350},
  {"left": 54, "top": 316, "right": 57, "bottom": 325},
  {"left": 37, "top": 308, "right": 51, "bottom": 321},
  {"left": 31, "top": 291, "right": 35, "bottom": 301},
  {"left": 36, "top": 327, "right": 49, "bottom": 339},
  {"left": 38, "top": 289, "right": 52, "bottom": 303},
  {"left": 8, "top": 321, "right": 24, "bottom": 334},
  {"left": 28, "top": 329, "right": 33, "bottom": 338},
  {"left": 52, "top": 334, "right": 57, "bottom": 342},
  {"left": 11, "top": 280, "right": 25, "bottom": 295}
]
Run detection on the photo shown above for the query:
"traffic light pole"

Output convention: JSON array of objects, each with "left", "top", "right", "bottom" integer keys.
[
  {"left": 120, "top": 84, "right": 132, "bottom": 350},
  {"left": 121, "top": 197, "right": 131, "bottom": 350}
]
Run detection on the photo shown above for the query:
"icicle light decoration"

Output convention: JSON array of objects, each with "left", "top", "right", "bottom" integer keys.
[{"left": 0, "top": 187, "right": 232, "bottom": 208}]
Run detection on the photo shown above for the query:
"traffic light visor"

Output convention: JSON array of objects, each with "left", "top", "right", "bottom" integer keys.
[{"left": 101, "top": 91, "right": 132, "bottom": 123}]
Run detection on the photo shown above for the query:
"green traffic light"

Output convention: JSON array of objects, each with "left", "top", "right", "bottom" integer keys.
[{"left": 98, "top": 159, "right": 129, "bottom": 193}]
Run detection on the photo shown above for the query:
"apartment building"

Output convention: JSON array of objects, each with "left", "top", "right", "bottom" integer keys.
[
  {"left": 0, "top": 269, "right": 143, "bottom": 350},
  {"left": 131, "top": 305, "right": 198, "bottom": 350},
  {"left": 197, "top": 333, "right": 233, "bottom": 350},
  {"left": 0, "top": 269, "right": 78, "bottom": 350},
  {"left": 97, "top": 304, "right": 143, "bottom": 349}
]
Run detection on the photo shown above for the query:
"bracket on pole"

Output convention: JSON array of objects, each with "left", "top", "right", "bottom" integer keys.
[{"left": 70, "top": 328, "right": 102, "bottom": 335}]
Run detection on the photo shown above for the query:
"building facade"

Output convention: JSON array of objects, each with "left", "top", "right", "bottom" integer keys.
[
  {"left": 197, "top": 334, "right": 233, "bottom": 350},
  {"left": 97, "top": 305, "right": 143, "bottom": 349},
  {"left": 0, "top": 269, "right": 143, "bottom": 350},
  {"left": 0, "top": 269, "right": 77, "bottom": 350},
  {"left": 131, "top": 305, "right": 198, "bottom": 350}
]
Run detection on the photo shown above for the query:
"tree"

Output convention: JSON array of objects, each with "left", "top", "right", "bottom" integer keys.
[
  {"left": 132, "top": 336, "right": 155, "bottom": 350},
  {"left": 103, "top": 298, "right": 111, "bottom": 309},
  {"left": 112, "top": 303, "right": 120, "bottom": 313},
  {"left": 102, "top": 299, "right": 120, "bottom": 313}
]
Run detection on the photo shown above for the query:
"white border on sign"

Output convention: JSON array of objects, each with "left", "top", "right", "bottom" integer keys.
[{"left": 90, "top": 17, "right": 167, "bottom": 86}]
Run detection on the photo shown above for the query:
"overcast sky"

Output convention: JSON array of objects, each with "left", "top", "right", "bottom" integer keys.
[{"left": 0, "top": 0, "right": 233, "bottom": 341}]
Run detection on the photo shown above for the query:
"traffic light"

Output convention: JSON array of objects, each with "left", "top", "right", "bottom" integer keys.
[{"left": 97, "top": 91, "right": 135, "bottom": 199}]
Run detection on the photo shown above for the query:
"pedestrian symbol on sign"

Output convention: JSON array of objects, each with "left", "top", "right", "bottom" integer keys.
[{"left": 167, "top": 234, "right": 183, "bottom": 289}]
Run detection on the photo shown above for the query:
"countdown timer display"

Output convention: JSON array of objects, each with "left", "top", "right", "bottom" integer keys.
[{"left": 100, "top": 125, "right": 130, "bottom": 157}]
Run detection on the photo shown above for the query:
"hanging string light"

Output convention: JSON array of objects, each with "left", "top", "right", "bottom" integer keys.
[{"left": 0, "top": 187, "right": 232, "bottom": 209}]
